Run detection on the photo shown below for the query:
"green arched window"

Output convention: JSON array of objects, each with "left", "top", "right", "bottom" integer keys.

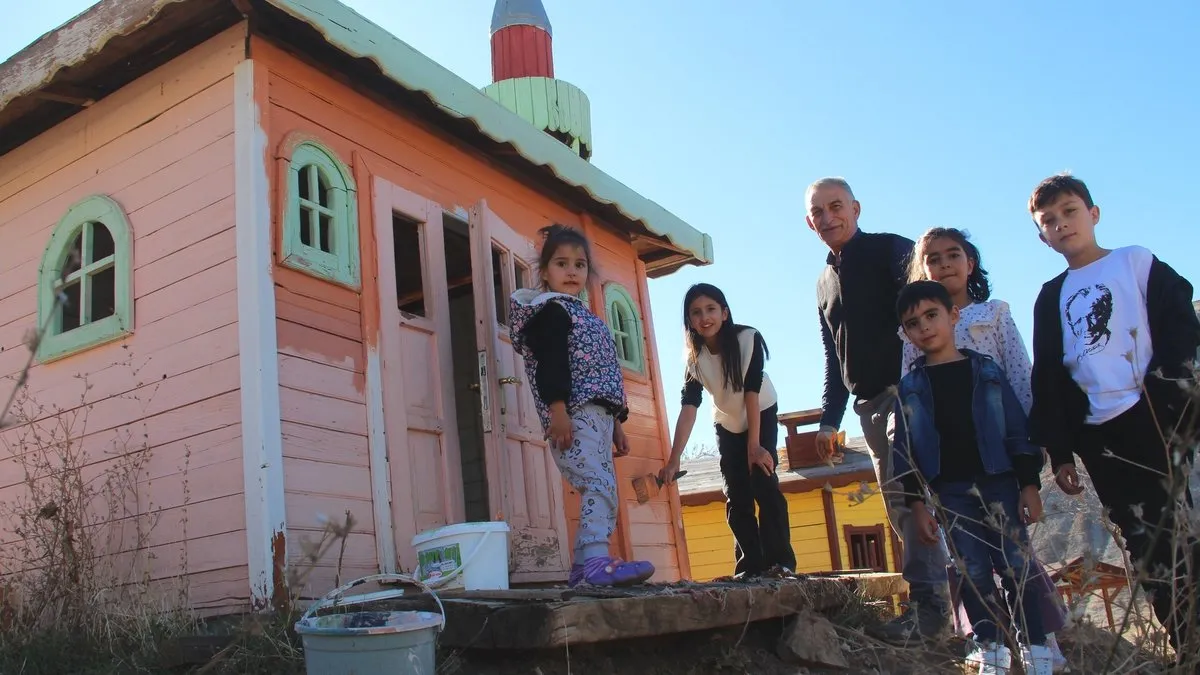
[
  {"left": 37, "top": 195, "right": 134, "bottom": 362},
  {"left": 282, "top": 141, "right": 360, "bottom": 288},
  {"left": 603, "top": 283, "right": 644, "bottom": 373}
]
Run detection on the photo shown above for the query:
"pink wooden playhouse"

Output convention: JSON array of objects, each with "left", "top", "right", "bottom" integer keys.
[{"left": 0, "top": 0, "right": 712, "bottom": 614}]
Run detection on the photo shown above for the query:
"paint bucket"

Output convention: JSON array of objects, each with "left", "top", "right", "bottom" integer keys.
[
  {"left": 295, "top": 574, "right": 446, "bottom": 675},
  {"left": 411, "top": 521, "right": 511, "bottom": 591}
]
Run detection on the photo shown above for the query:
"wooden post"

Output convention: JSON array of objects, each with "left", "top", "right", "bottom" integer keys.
[
  {"left": 1102, "top": 585, "right": 1116, "bottom": 631},
  {"left": 822, "top": 488, "right": 842, "bottom": 571}
]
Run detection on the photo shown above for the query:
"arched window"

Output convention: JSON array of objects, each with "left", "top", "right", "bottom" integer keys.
[
  {"left": 37, "top": 195, "right": 134, "bottom": 362},
  {"left": 282, "top": 141, "right": 360, "bottom": 288},
  {"left": 603, "top": 283, "right": 644, "bottom": 373}
]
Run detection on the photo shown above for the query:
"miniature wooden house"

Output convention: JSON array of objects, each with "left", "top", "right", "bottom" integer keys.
[{"left": 0, "top": 0, "right": 712, "bottom": 613}]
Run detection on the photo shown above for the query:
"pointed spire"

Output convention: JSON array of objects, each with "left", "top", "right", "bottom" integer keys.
[
  {"left": 484, "top": 0, "right": 592, "bottom": 160},
  {"left": 490, "top": 0, "right": 553, "bottom": 37}
]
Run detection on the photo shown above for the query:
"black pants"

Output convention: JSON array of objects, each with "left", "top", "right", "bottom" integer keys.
[
  {"left": 1077, "top": 396, "right": 1200, "bottom": 652},
  {"left": 717, "top": 404, "right": 796, "bottom": 575}
]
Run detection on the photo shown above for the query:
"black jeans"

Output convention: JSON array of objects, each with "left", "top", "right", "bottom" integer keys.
[
  {"left": 1077, "top": 396, "right": 1199, "bottom": 651},
  {"left": 718, "top": 404, "right": 796, "bottom": 575}
]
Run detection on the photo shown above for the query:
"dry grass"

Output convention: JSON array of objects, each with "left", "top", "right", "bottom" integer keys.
[
  {"left": 888, "top": 355, "right": 1200, "bottom": 674},
  {"left": 0, "top": 352, "right": 200, "bottom": 671}
]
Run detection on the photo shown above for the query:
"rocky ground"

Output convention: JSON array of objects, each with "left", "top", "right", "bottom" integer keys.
[{"left": 434, "top": 610, "right": 1169, "bottom": 675}]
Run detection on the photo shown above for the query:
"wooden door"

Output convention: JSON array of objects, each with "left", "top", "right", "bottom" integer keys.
[
  {"left": 373, "top": 179, "right": 465, "bottom": 573},
  {"left": 470, "top": 200, "right": 571, "bottom": 581}
]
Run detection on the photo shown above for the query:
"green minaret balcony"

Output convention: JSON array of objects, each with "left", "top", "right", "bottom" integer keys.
[{"left": 483, "top": 76, "right": 592, "bottom": 161}]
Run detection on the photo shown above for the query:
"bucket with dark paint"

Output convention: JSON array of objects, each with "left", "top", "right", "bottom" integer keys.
[{"left": 294, "top": 574, "right": 445, "bottom": 675}]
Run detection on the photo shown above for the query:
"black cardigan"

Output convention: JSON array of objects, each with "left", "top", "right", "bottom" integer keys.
[
  {"left": 1028, "top": 254, "right": 1200, "bottom": 470},
  {"left": 817, "top": 230, "right": 914, "bottom": 429}
]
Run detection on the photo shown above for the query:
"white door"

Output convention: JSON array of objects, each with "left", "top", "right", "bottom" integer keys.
[
  {"left": 470, "top": 200, "right": 571, "bottom": 581},
  {"left": 372, "top": 179, "right": 466, "bottom": 573}
]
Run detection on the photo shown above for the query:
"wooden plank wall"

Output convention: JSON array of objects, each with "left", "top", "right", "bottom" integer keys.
[
  {"left": 273, "top": 264, "right": 379, "bottom": 597},
  {"left": 831, "top": 484, "right": 898, "bottom": 572},
  {"left": 0, "top": 28, "right": 249, "bottom": 613},
  {"left": 257, "top": 37, "right": 683, "bottom": 583}
]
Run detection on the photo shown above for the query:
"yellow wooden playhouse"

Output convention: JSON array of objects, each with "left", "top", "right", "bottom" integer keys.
[{"left": 678, "top": 409, "right": 901, "bottom": 581}]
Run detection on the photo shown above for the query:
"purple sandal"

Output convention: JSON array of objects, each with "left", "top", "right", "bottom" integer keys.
[{"left": 569, "top": 555, "right": 655, "bottom": 587}]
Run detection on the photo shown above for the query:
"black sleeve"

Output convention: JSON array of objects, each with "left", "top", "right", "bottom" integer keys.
[
  {"left": 743, "top": 331, "right": 766, "bottom": 393},
  {"left": 681, "top": 373, "right": 703, "bottom": 407},
  {"left": 1027, "top": 277, "right": 1078, "bottom": 470},
  {"left": 889, "top": 234, "right": 915, "bottom": 290},
  {"left": 521, "top": 302, "right": 571, "bottom": 405},
  {"left": 1013, "top": 455, "right": 1043, "bottom": 490},
  {"left": 818, "top": 307, "right": 850, "bottom": 429},
  {"left": 900, "top": 472, "right": 925, "bottom": 507},
  {"left": 1147, "top": 256, "right": 1200, "bottom": 380}
]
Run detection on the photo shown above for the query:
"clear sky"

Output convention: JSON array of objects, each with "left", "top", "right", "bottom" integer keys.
[{"left": 4, "top": 1, "right": 1198, "bottom": 454}]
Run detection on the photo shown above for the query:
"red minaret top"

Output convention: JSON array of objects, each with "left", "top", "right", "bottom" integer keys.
[{"left": 490, "top": 0, "right": 554, "bottom": 82}]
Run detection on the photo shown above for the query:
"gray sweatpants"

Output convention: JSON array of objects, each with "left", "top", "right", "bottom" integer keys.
[
  {"left": 855, "top": 389, "right": 949, "bottom": 605},
  {"left": 550, "top": 403, "right": 617, "bottom": 564}
]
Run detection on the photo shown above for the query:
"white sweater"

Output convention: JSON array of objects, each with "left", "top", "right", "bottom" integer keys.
[{"left": 689, "top": 328, "right": 778, "bottom": 433}]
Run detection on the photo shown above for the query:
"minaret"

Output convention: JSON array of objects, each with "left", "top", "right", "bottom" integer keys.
[{"left": 483, "top": 0, "right": 592, "bottom": 161}]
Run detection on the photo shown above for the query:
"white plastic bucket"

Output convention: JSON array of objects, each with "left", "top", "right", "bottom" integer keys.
[
  {"left": 295, "top": 574, "right": 445, "bottom": 675},
  {"left": 411, "top": 521, "right": 510, "bottom": 591}
]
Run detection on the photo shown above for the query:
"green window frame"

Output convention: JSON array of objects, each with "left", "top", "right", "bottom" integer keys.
[
  {"left": 36, "top": 195, "right": 134, "bottom": 363},
  {"left": 603, "top": 283, "right": 644, "bottom": 373},
  {"left": 282, "top": 142, "right": 360, "bottom": 289}
]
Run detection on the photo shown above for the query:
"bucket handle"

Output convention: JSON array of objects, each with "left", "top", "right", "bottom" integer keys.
[
  {"left": 299, "top": 573, "right": 447, "bottom": 634},
  {"left": 417, "top": 528, "right": 496, "bottom": 590}
]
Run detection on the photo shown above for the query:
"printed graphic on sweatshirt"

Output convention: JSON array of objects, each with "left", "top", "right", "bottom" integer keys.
[{"left": 1064, "top": 283, "right": 1113, "bottom": 361}]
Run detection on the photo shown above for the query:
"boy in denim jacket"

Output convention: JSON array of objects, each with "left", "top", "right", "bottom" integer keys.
[{"left": 893, "top": 281, "right": 1052, "bottom": 675}]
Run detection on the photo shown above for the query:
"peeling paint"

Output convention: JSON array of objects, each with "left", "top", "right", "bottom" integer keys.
[
  {"left": 270, "top": 530, "right": 288, "bottom": 612},
  {"left": 510, "top": 530, "right": 562, "bottom": 572},
  {"left": 0, "top": 0, "right": 188, "bottom": 107}
]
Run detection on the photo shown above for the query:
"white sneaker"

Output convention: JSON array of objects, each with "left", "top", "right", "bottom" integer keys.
[
  {"left": 1045, "top": 634, "right": 1068, "bottom": 672},
  {"left": 1023, "top": 644, "right": 1054, "bottom": 675},
  {"left": 967, "top": 641, "right": 1012, "bottom": 674}
]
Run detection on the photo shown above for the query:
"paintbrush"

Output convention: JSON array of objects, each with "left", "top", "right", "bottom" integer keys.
[{"left": 631, "top": 470, "right": 688, "bottom": 504}]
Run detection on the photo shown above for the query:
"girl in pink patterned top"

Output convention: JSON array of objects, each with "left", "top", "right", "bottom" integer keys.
[
  {"left": 510, "top": 225, "right": 654, "bottom": 588},
  {"left": 901, "top": 227, "right": 1068, "bottom": 671}
]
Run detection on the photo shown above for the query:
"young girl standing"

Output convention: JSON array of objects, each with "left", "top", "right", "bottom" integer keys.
[
  {"left": 510, "top": 225, "right": 655, "bottom": 588},
  {"left": 659, "top": 283, "right": 796, "bottom": 578},
  {"left": 902, "top": 227, "right": 1068, "bottom": 670}
]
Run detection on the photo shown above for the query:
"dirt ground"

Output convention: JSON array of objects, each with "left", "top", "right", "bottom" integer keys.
[{"left": 433, "top": 618, "right": 1168, "bottom": 675}]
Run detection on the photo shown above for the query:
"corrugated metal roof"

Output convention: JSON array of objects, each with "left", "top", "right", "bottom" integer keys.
[{"left": 679, "top": 438, "right": 876, "bottom": 498}]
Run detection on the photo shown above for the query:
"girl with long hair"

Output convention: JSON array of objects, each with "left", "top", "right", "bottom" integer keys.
[{"left": 659, "top": 283, "right": 796, "bottom": 577}]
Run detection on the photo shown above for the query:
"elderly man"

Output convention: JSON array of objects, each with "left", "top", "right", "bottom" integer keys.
[{"left": 808, "top": 177, "right": 949, "bottom": 644}]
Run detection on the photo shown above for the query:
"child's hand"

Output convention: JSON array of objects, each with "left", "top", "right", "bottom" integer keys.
[
  {"left": 1019, "top": 485, "right": 1043, "bottom": 524},
  {"left": 748, "top": 445, "right": 775, "bottom": 476},
  {"left": 1054, "top": 463, "right": 1084, "bottom": 496},
  {"left": 658, "top": 458, "right": 682, "bottom": 486},
  {"left": 913, "top": 502, "right": 939, "bottom": 545},
  {"left": 612, "top": 421, "right": 630, "bottom": 458},
  {"left": 547, "top": 404, "right": 573, "bottom": 450}
]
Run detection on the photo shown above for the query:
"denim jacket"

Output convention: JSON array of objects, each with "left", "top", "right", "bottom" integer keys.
[{"left": 892, "top": 349, "right": 1041, "bottom": 486}]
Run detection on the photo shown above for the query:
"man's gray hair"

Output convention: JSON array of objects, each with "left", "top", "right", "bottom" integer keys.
[{"left": 805, "top": 176, "right": 855, "bottom": 202}]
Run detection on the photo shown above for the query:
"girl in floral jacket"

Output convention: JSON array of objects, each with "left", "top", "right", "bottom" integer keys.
[{"left": 509, "top": 224, "right": 654, "bottom": 588}]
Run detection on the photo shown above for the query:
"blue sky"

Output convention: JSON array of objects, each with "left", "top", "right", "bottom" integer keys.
[{"left": 4, "top": 1, "right": 1198, "bottom": 453}]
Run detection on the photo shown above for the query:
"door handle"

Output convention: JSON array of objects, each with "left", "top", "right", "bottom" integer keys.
[{"left": 498, "top": 376, "right": 522, "bottom": 385}]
